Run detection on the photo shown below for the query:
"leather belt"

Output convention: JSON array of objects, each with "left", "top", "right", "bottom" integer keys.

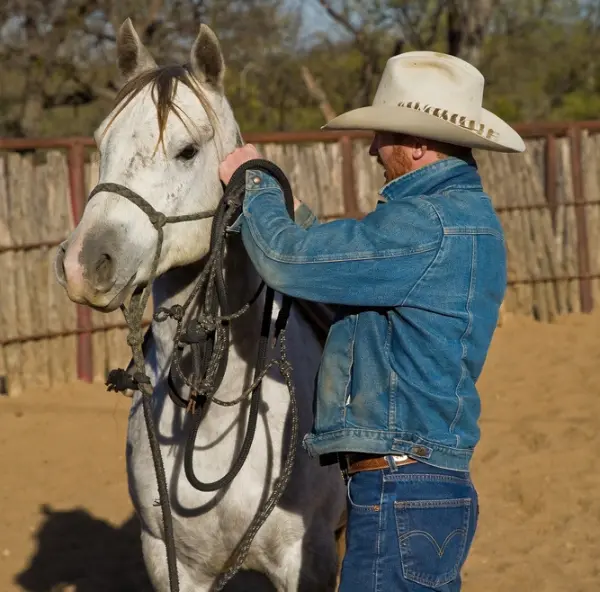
[{"left": 341, "top": 453, "right": 417, "bottom": 476}]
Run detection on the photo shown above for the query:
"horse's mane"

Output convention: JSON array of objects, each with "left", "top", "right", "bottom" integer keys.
[{"left": 102, "top": 64, "right": 219, "bottom": 153}]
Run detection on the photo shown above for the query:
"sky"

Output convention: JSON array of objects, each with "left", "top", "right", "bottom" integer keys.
[{"left": 285, "top": 0, "right": 343, "bottom": 44}]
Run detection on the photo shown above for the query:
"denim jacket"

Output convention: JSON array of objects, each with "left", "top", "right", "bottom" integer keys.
[{"left": 233, "top": 157, "right": 506, "bottom": 472}]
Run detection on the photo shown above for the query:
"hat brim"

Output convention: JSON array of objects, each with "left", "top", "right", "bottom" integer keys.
[{"left": 322, "top": 105, "right": 525, "bottom": 153}]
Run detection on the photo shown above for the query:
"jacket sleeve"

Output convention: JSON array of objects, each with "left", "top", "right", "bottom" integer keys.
[
  {"left": 240, "top": 169, "right": 442, "bottom": 306},
  {"left": 294, "top": 202, "right": 320, "bottom": 229},
  {"left": 226, "top": 196, "right": 318, "bottom": 234}
]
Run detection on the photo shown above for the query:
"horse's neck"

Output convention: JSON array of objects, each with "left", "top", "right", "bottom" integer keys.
[{"left": 150, "top": 237, "right": 264, "bottom": 402}]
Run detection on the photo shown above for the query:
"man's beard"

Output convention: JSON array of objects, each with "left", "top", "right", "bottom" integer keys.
[{"left": 382, "top": 146, "right": 412, "bottom": 182}]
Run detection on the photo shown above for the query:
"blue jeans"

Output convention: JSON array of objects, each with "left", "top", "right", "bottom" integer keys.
[{"left": 339, "top": 459, "right": 478, "bottom": 592}]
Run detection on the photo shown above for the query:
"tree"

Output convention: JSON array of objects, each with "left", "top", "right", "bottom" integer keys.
[
  {"left": 2, "top": 0, "right": 600, "bottom": 136},
  {"left": 0, "top": 0, "right": 299, "bottom": 135}
]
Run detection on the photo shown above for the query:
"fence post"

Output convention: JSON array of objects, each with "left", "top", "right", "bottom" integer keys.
[
  {"left": 67, "top": 141, "right": 93, "bottom": 382},
  {"left": 569, "top": 127, "right": 593, "bottom": 313},
  {"left": 545, "top": 134, "right": 558, "bottom": 229},
  {"left": 340, "top": 135, "right": 360, "bottom": 218}
]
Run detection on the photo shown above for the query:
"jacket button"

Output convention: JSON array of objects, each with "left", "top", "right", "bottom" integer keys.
[{"left": 412, "top": 445, "right": 428, "bottom": 456}]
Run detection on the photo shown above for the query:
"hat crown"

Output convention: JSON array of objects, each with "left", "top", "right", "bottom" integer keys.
[
  {"left": 373, "top": 51, "right": 485, "bottom": 122},
  {"left": 322, "top": 50, "right": 526, "bottom": 154}
]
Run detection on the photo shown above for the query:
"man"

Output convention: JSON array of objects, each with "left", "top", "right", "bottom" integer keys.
[{"left": 219, "top": 51, "right": 525, "bottom": 591}]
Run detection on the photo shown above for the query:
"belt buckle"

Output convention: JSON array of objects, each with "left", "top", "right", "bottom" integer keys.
[
  {"left": 389, "top": 454, "right": 410, "bottom": 468},
  {"left": 338, "top": 453, "right": 350, "bottom": 483}
]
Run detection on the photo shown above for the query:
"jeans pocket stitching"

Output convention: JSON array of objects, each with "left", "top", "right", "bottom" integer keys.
[
  {"left": 395, "top": 498, "right": 472, "bottom": 509},
  {"left": 394, "top": 497, "right": 471, "bottom": 588},
  {"left": 347, "top": 475, "right": 381, "bottom": 513},
  {"left": 384, "top": 473, "right": 471, "bottom": 485}
]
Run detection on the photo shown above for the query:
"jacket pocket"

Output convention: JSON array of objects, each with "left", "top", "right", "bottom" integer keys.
[
  {"left": 394, "top": 497, "right": 472, "bottom": 587},
  {"left": 314, "top": 313, "right": 358, "bottom": 431},
  {"left": 344, "top": 310, "right": 391, "bottom": 429}
]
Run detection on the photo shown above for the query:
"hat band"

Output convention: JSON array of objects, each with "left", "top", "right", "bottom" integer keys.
[{"left": 397, "top": 101, "right": 499, "bottom": 141}]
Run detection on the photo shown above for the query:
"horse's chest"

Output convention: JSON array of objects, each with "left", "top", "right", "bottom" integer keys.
[{"left": 125, "top": 393, "right": 271, "bottom": 530}]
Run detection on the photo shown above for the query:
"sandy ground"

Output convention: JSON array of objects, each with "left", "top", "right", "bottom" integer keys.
[{"left": 2, "top": 312, "right": 600, "bottom": 591}]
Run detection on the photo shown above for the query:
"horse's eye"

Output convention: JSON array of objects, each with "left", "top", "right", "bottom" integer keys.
[{"left": 176, "top": 145, "right": 198, "bottom": 161}]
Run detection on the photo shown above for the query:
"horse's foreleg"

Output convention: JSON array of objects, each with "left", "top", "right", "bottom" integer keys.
[
  {"left": 270, "top": 526, "right": 339, "bottom": 592},
  {"left": 140, "top": 531, "right": 209, "bottom": 592}
]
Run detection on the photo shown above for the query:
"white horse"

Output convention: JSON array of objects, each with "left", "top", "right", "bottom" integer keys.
[{"left": 55, "top": 18, "right": 345, "bottom": 591}]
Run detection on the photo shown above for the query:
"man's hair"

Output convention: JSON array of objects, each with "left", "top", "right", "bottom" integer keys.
[
  {"left": 435, "top": 143, "right": 473, "bottom": 161},
  {"left": 393, "top": 133, "right": 473, "bottom": 162}
]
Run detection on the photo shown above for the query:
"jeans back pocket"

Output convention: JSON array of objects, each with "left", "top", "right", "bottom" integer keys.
[{"left": 394, "top": 497, "right": 471, "bottom": 588}]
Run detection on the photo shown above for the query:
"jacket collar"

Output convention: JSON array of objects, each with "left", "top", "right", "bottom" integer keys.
[{"left": 378, "top": 157, "right": 483, "bottom": 203}]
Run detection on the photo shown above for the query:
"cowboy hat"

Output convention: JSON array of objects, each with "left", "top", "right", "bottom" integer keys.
[{"left": 323, "top": 51, "right": 525, "bottom": 153}]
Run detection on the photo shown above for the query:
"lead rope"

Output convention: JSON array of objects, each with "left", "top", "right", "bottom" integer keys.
[
  {"left": 92, "top": 182, "right": 217, "bottom": 592},
  {"left": 99, "top": 159, "right": 298, "bottom": 592}
]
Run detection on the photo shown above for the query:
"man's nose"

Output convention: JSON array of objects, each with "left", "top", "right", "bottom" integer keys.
[{"left": 369, "top": 135, "right": 379, "bottom": 157}]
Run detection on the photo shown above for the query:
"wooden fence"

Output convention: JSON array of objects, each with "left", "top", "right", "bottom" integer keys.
[{"left": 1, "top": 123, "right": 600, "bottom": 395}]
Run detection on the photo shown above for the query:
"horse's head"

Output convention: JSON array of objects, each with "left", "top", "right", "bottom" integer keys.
[{"left": 55, "top": 19, "right": 239, "bottom": 311}]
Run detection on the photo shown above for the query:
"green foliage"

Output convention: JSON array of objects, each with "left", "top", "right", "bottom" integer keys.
[
  {"left": 551, "top": 92, "right": 600, "bottom": 121},
  {"left": 1, "top": 0, "right": 600, "bottom": 137}
]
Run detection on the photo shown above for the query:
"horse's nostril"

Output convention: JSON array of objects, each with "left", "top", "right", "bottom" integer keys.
[{"left": 95, "top": 253, "right": 115, "bottom": 288}]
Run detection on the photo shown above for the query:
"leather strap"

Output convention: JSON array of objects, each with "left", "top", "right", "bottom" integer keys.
[{"left": 343, "top": 454, "right": 417, "bottom": 476}]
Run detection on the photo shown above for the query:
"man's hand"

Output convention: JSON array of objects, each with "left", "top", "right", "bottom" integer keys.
[
  {"left": 219, "top": 143, "right": 303, "bottom": 211},
  {"left": 219, "top": 144, "right": 261, "bottom": 185}
]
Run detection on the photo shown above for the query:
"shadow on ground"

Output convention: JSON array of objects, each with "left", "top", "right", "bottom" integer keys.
[
  {"left": 15, "top": 505, "right": 152, "bottom": 592},
  {"left": 15, "top": 505, "right": 279, "bottom": 591}
]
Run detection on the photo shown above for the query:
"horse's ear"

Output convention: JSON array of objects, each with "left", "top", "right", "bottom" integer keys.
[
  {"left": 190, "top": 24, "right": 225, "bottom": 92},
  {"left": 116, "top": 18, "right": 157, "bottom": 82}
]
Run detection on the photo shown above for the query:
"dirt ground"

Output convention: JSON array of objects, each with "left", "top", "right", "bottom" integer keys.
[{"left": 2, "top": 312, "right": 600, "bottom": 591}]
